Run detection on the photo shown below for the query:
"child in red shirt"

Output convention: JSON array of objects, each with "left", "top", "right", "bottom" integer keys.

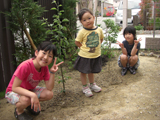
[{"left": 5, "top": 41, "right": 63, "bottom": 120}]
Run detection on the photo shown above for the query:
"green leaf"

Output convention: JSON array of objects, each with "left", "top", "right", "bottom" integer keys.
[
  {"left": 51, "top": 7, "right": 56, "bottom": 10},
  {"left": 60, "top": 10, "right": 64, "bottom": 13},
  {"left": 62, "top": 18, "right": 69, "bottom": 22},
  {"left": 41, "top": 22, "right": 46, "bottom": 26},
  {"left": 58, "top": 80, "right": 63, "bottom": 84},
  {"left": 52, "top": 0, "right": 56, "bottom": 4}
]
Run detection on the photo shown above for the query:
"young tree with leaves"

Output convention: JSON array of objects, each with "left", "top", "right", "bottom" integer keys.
[{"left": 3, "top": 0, "right": 48, "bottom": 65}]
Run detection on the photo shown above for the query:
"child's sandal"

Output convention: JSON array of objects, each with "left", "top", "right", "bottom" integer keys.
[
  {"left": 26, "top": 105, "right": 40, "bottom": 115},
  {"left": 14, "top": 108, "right": 33, "bottom": 120}
]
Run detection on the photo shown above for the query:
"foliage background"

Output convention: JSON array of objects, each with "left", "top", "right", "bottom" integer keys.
[{"left": 3, "top": 0, "right": 48, "bottom": 65}]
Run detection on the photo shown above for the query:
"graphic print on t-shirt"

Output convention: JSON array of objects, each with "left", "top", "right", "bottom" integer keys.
[
  {"left": 86, "top": 32, "right": 99, "bottom": 53},
  {"left": 27, "top": 73, "right": 40, "bottom": 87}
]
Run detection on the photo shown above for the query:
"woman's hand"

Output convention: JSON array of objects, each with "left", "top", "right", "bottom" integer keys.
[{"left": 50, "top": 58, "right": 63, "bottom": 73}]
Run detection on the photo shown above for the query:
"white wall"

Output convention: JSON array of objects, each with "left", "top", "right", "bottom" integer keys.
[{"left": 113, "top": 0, "right": 120, "bottom": 8}]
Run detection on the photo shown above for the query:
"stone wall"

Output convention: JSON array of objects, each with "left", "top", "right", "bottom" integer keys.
[
  {"left": 136, "top": 30, "right": 160, "bottom": 35},
  {"left": 145, "top": 38, "right": 160, "bottom": 49}
]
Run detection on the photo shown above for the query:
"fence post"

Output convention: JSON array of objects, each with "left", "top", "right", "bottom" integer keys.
[
  {"left": 0, "top": 0, "right": 17, "bottom": 92},
  {"left": 0, "top": 46, "right": 5, "bottom": 92},
  {"left": 143, "top": 9, "right": 146, "bottom": 30},
  {"left": 153, "top": 2, "right": 155, "bottom": 38}
]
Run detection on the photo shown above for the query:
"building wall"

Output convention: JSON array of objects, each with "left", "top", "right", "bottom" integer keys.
[{"left": 113, "top": 0, "right": 120, "bottom": 8}]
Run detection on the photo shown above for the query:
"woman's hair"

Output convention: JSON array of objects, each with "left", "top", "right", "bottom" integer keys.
[
  {"left": 36, "top": 41, "right": 57, "bottom": 57},
  {"left": 78, "top": 8, "right": 93, "bottom": 21},
  {"left": 123, "top": 26, "right": 137, "bottom": 40}
]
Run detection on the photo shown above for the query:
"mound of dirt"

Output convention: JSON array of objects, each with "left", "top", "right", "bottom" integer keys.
[{"left": 0, "top": 50, "right": 160, "bottom": 120}]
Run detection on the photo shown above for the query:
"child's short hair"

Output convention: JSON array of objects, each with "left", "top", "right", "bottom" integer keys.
[
  {"left": 37, "top": 41, "right": 57, "bottom": 57},
  {"left": 78, "top": 8, "right": 93, "bottom": 21},
  {"left": 123, "top": 26, "right": 137, "bottom": 40}
]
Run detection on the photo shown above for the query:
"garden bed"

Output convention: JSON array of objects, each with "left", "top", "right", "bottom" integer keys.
[{"left": 0, "top": 50, "right": 160, "bottom": 120}]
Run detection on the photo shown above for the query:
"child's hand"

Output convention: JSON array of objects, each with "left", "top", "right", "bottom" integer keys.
[
  {"left": 50, "top": 58, "right": 64, "bottom": 73},
  {"left": 31, "top": 94, "right": 41, "bottom": 112},
  {"left": 116, "top": 41, "right": 124, "bottom": 48},
  {"left": 134, "top": 37, "right": 142, "bottom": 44}
]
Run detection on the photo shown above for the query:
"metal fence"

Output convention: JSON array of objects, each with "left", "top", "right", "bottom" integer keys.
[
  {"left": 38, "top": 0, "right": 56, "bottom": 23},
  {"left": 143, "top": 2, "right": 160, "bottom": 37}
]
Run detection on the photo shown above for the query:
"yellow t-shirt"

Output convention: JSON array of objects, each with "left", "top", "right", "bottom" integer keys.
[{"left": 75, "top": 27, "right": 104, "bottom": 58}]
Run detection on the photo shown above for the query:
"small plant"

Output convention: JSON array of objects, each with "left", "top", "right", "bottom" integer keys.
[
  {"left": 61, "top": 0, "right": 78, "bottom": 55},
  {"left": 47, "top": 0, "right": 70, "bottom": 93},
  {"left": 66, "top": 50, "right": 79, "bottom": 69},
  {"left": 134, "top": 24, "right": 144, "bottom": 30},
  {"left": 101, "top": 47, "right": 115, "bottom": 59},
  {"left": 102, "top": 19, "right": 120, "bottom": 58}
]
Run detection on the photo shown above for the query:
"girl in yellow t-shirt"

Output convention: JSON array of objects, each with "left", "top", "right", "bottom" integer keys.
[{"left": 74, "top": 8, "right": 104, "bottom": 97}]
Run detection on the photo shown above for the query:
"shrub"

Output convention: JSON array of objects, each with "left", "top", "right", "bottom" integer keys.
[
  {"left": 148, "top": 17, "right": 160, "bottom": 30},
  {"left": 102, "top": 19, "right": 120, "bottom": 58},
  {"left": 139, "top": 0, "right": 152, "bottom": 25},
  {"left": 134, "top": 24, "right": 144, "bottom": 30}
]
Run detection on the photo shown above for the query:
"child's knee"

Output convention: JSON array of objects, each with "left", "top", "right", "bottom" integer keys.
[
  {"left": 130, "top": 55, "right": 138, "bottom": 61},
  {"left": 121, "top": 54, "right": 128, "bottom": 61},
  {"left": 47, "top": 91, "right": 54, "bottom": 100},
  {"left": 19, "top": 96, "right": 31, "bottom": 105},
  {"left": 42, "top": 90, "right": 53, "bottom": 100}
]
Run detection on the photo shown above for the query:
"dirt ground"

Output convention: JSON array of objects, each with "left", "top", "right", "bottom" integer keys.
[{"left": 0, "top": 50, "right": 160, "bottom": 120}]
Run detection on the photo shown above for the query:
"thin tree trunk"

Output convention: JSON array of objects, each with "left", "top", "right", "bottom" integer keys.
[
  {"left": 60, "top": 66, "right": 65, "bottom": 93},
  {"left": 23, "top": 27, "right": 37, "bottom": 50}
]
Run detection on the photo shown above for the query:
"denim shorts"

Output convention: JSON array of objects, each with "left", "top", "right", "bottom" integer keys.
[
  {"left": 118, "top": 54, "right": 140, "bottom": 69},
  {"left": 5, "top": 86, "right": 45, "bottom": 105}
]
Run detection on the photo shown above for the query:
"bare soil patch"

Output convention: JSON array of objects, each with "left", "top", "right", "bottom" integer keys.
[{"left": 0, "top": 50, "right": 160, "bottom": 120}]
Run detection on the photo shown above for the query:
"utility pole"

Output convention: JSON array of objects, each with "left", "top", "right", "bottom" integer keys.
[
  {"left": 153, "top": 1, "right": 155, "bottom": 38},
  {"left": 92, "top": 0, "right": 95, "bottom": 16},
  {"left": 101, "top": 0, "right": 104, "bottom": 17},
  {"left": 123, "top": 0, "right": 128, "bottom": 30}
]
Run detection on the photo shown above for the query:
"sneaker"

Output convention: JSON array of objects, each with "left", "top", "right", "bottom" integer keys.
[
  {"left": 82, "top": 86, "right": 93, "bottom": 97},
  {"left": 14, "top": 108, "right": 33, "bottom": 120},
  {"left": 26, "top": 105, "right": 40, "bottom": 115},
  {"left": 90, "top": 83, "right": 102, "bottom": 92},
  {"left": 129, "top": 66, "right": 136, "bottom": 74},
  {"left": 121, "top": 67, "right": 127, "bottom": 76}
]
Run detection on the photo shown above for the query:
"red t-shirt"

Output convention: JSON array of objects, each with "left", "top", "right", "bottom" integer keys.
[{"left": 6, "top": 58, "right": 50, "bottom": 93}]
